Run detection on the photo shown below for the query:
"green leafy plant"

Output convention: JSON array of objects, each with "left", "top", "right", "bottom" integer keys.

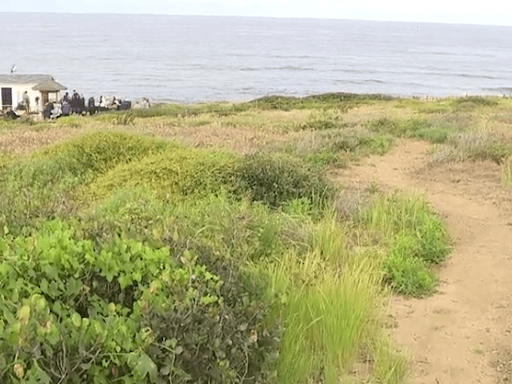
[{"left": 0, "top": 220, "right": 277, "bottom": 384}]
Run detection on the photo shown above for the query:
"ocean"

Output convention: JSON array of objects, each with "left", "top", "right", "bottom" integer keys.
[{"left": 1, "top": 12, "right": 511, "bottom": 103}]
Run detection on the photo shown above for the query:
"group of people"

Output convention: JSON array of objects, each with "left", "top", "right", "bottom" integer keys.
[{"left": 43, "top": 91, "right": 131, "bottom": 119}]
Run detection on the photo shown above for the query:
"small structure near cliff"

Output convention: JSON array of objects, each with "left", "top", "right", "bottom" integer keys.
[{"left": 0, "top": 74, "right": 67, "bottom": 113}]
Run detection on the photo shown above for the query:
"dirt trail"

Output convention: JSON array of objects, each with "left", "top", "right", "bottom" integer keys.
[{"left": 336, "top": 140, "right": 512, "bottom": 383}]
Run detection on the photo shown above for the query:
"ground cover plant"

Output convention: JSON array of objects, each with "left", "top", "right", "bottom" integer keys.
[{"left": 3, "top": 93, "right": 511, "bottom": 383}]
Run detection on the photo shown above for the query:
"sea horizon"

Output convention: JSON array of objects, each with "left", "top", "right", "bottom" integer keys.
[{"left": 2, "top": 13, "right": 512, "bottom": 102}]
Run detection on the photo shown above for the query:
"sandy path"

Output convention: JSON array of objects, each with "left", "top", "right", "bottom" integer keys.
[{"left": 336, "top": 140, "right": 512, "bottom": 383}]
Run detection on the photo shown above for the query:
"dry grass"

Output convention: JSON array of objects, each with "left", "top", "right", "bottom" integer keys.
[
  {"left": 0, "top": 127, "right": 85, "bottom": 154},
  {"left": 430, "top": 131, "right": 512, "bottom": 164},
  {"left": 503, "top": 157, "right": 512, "bottom": 188}
]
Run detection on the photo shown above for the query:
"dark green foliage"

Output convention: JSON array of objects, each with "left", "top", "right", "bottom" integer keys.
[
  {"left": 412, "top": 128, "right": 449, "bottom": 143},
  {"left": 236, "top": 153, "right": 334, "bottom": 208},
  {"left": 0, "top": 220, "right": 277, "bottom": 384}
]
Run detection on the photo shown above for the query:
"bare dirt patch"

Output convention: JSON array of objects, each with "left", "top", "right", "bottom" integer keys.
[{"left": 336, "top": 140, "right": 512, "bottom": 383}]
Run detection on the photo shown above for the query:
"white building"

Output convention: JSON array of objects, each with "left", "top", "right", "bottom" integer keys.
[{"left": 0, "top": 74, "right": 67, "bottom": 113}]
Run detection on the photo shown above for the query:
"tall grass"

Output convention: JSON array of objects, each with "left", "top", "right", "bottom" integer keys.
[
  {"left": 431, "top": 131, "right": 512, "bottom": 164},
  {"left": 503, "top": 157, "right": 512, "bottom": 188},
  {"left": 359, "top": 191, "right": 450, "bottom": 296},
  {"left": 253, "top": 214, "right": 407, "bottom": 384},
  {"left": 290, "top": 127, "right": 394, "bottom": 167}
]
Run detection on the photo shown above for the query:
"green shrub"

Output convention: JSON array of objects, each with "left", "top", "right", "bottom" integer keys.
[
  {"left": 236, "top": 152, "right": 334, "bottom": 208},
  {"left": 34, "top": 130, "right": 169, "bottom": 176},
  {"left": 0, "top": 132, "right": 170, "bottom": 232},
  {"left": 413, "top": 127, "right": 449, "bottom": 143},
  {"left": 85, "top": 148, "right": 240, "bottom": 203},
  {"left": 359, "top": 191, "right": 450, "bottom": 296},
  {"left": 80, "top": 188, "right": 290, "bottom": 264},
  {"left": 0, "top": 220, "right": 277, "bottom": 384},
  {"left": 367, "top": 117, "right": 431, "bottom": 137},
  {"left": 293, "top": 128, "right": 393, "bottom": 163},
  {"left": 431, "top": 131, "right": 512, "bottom": 164},
  {"left": 301, "top": 109, "right": 345, "bottom": 130},
  {"left": 383, "top": 235, "right": 436, "bottom": 297},
  {"left": 451, "top": 96, "right": 498, "bottom": 112}
]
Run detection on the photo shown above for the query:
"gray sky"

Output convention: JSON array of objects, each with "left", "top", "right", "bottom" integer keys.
[{"left": 6, "top": 0, "right": 512, "bottom": 26}]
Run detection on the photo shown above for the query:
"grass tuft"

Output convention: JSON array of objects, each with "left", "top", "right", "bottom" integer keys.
[
  {"left": 431, "top": 131, "right": 512, "bottom": 164},
  {"left": 359, "top": 191, "right": 450, "bottom": 296}
]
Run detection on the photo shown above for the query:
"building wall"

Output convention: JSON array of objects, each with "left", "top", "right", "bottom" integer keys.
[{"left": 0, "top": 83, "right": 61, "bottom": 112}]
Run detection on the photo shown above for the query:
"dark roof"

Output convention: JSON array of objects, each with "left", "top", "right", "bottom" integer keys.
[
  {"left": 0, "top": 74, "right": 67, "bottom": 91},
  {"left": 32, "top": 79, "right": 67, "bottom": 92},
  {"left": 0, "top": 74, "right": 54, "bottom": 84}
]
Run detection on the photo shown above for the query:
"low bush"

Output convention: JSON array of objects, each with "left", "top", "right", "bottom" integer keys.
[
  {"left": 412, "top": 127, "right": 449, "bottom": 143},
  {"left": 0, "top": 131, "right": 170, "bottom": 232},
  {"left": 292, "top": 127, "right": 394, "bottom": 166},
  {"left": 80, "top": 188, "right": 294, "bottom": 264},
  {"left": 366, "top": 117, "right": 432, "bottom": 137},
  {"left": 34, "top": 130, "right": 169, "bottom": 176},
  {"left": 85, "top": 148, "right": 240, "bottom": 203},
  {"left": 300, "top": 109, "right": 345, "bottom": 130},
  {"left": 431, "top": 131, "right": 512, "bottom": 164},
  {"left": 236, "top": 152, "right": 334, "bottom": 208},
  {"left": 451, "top": 96, "right": 499, "bottom": 112},
  {"left": 0, "top": 220, "right": 277, "bottom": 384}
]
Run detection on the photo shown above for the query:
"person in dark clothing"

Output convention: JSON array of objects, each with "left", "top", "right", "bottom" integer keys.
[
  {"left": 62, "top": 92, "right": 70, "bottom": 103},
  {"left": 5, "top": 109, "right": 19, "bottom": 120},
  {"left": 80, "top": 96, "right": 86, "bottom": 115},
  {"left": 61, "top": 102, "right": 71, "bottom": 116},
  {"left": 88, "top": 97, "right": 96, "bottom": 115},
  {"left": 71, "top": 90, "right": 80, "bottom": 114},
  {"left": 44, "top": 102, "right": 53, "bottom": 120}
]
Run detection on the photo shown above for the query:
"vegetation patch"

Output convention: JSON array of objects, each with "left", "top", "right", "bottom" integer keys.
[
  {"left": 0, "top": 131, "right": 170, "bottom": 232},
  {"left": 236, "top": 152, "right": 334, "bottom": 208},
  {"left": 0, "top": 151, "right": 14, "bottom": 171},
  {"left": 291, "top": 127, "right": 394, "bottom": 166},
  {"left": 431, "top": 131, "right": 512, "bottom": 164},
  {"left": 0, "top": 220, "right": 277, "bottom": 384},
  {"left": 4, "top": 94, "right": 494, "bottom": 383},
  {"left": 85, "top": 147, "right": 239, "bottom": 204},
  {"left": 359, "top": 191, "right": 450, "bottom": 296}
]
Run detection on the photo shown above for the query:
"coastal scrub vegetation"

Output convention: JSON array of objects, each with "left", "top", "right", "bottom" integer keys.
[{"left": 3, "top": 92, "right": 512, "bottom": 383}]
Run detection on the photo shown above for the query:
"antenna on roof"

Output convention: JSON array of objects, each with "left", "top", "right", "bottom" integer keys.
[{"left": 10, "top": 64, "right": 16, "bottom": 73}]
